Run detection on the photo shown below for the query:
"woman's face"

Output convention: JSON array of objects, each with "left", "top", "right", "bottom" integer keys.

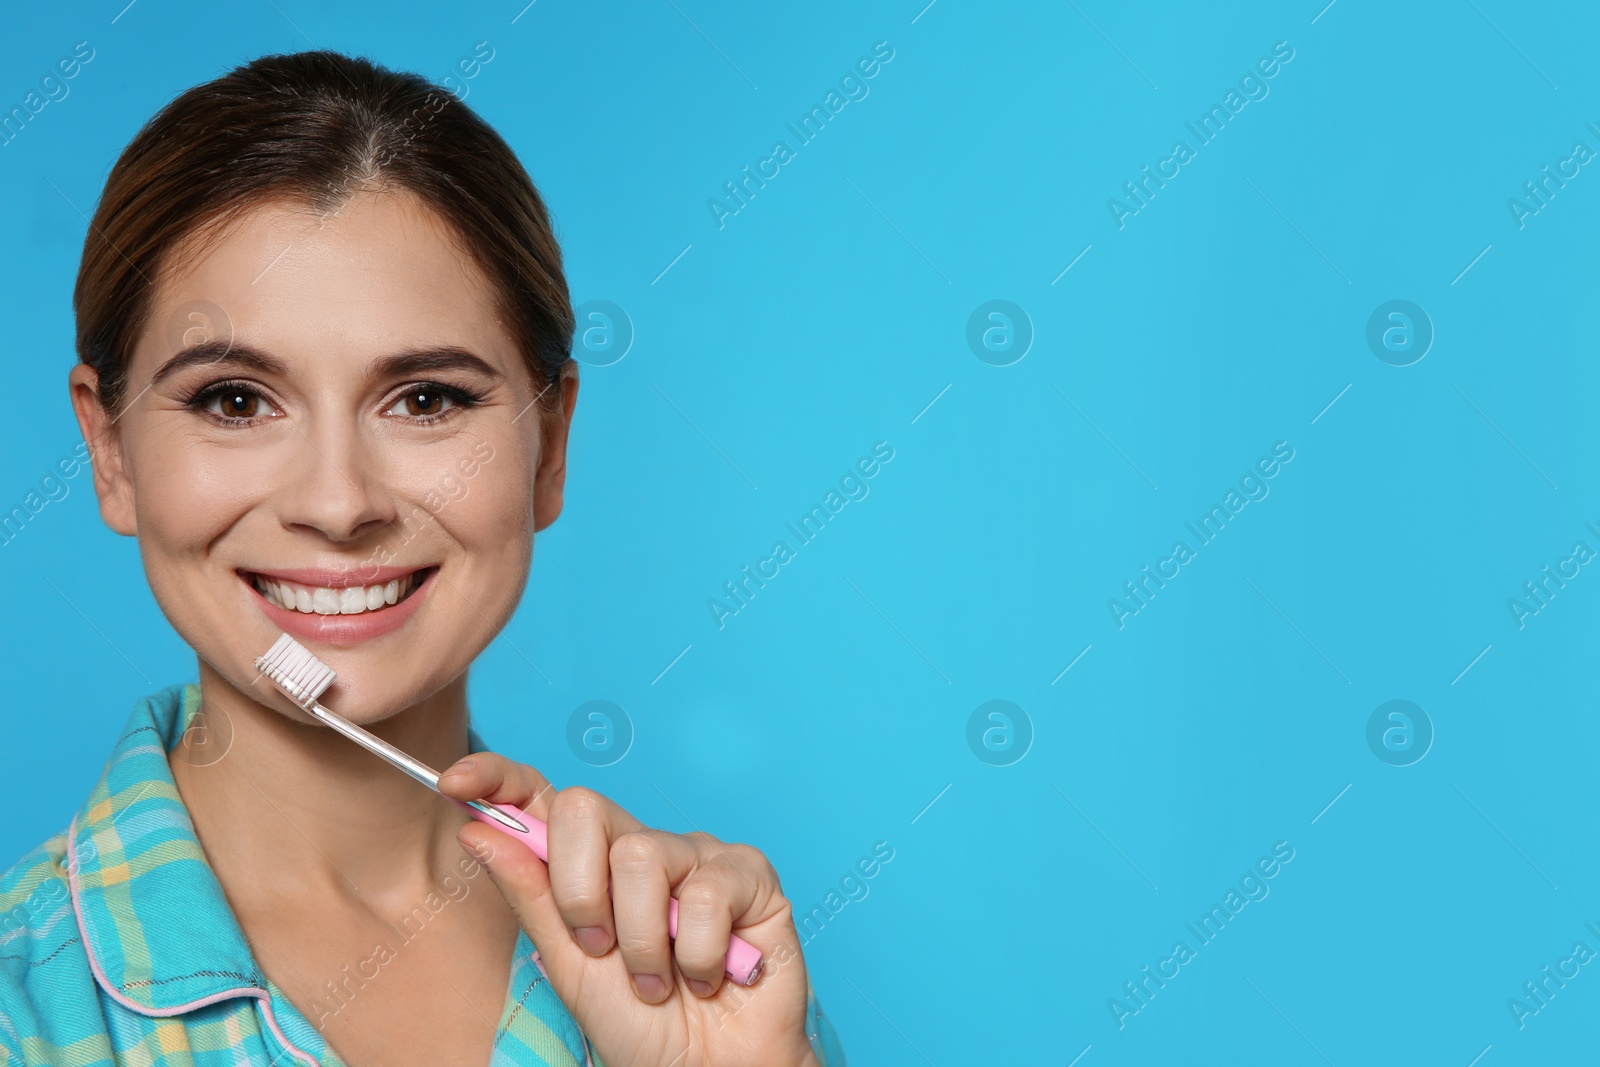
[{"left": 68, "top": 189, "right": 577, "bottom": 723}]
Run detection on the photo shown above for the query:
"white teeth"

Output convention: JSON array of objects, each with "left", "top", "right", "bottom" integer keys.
[{"left": 253, "top": 571, "right": 426, "bottom": 616}]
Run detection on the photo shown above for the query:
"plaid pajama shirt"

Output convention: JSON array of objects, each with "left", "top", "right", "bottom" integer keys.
[{"left": 0, "top": 683, "right": 845, "bottom": 1066}]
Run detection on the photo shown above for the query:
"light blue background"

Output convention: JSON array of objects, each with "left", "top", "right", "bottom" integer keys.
[{"left": 3, "top": 0, "right": 1598, "bottom": 1062}]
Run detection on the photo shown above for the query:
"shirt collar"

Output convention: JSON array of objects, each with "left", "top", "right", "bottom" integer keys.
[{"left": 66, "top": 682, "right": 497, "bottom": 1017}]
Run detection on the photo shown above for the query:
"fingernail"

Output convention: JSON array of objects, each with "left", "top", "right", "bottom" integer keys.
[
  {"left": 459, "top": 831, "right": 494, "bottom": 864},
  {"left": 441, "top": 757, "right": 476, "bottom": 778},
  {"left": 687, "top": 979, "right": 714, "bottom": 998},
  {"left": 631, "top": 973, "right": 667, "bottom": 1002},
  {"left": 573, "top": 926, "right": 610, "bottom": 956}
]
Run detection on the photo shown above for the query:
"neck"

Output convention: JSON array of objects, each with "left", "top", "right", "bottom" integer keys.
[{"left": 172, "top": 657, "right": 476, "bottom": 910}]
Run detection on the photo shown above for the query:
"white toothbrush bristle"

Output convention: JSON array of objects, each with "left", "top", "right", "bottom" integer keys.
[{"left": 254, "top": 633, "right": 337, "bottom": 706}]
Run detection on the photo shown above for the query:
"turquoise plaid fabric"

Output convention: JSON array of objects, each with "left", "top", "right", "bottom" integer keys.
[{"left": 0, "top": 683, "right": 845, "bottom": 1066}]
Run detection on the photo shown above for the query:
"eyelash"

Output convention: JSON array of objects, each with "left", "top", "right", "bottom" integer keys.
[{"left": 181, "top": 379, "right": 488, "bottom": 428}]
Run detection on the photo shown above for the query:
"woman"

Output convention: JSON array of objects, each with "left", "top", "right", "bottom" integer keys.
[{"left": 0, "top": 49, "right": 842, "bottom": 1067}]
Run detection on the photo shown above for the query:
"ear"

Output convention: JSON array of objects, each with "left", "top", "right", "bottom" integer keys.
[
  {"left": 531, "top": 362, "right": 579, "bottom": 533},
  {"left": 67, "top": 363, "right": 137, "bottom": 536}
]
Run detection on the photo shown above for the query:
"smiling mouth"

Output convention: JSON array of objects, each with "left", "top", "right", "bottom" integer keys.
[{"left": 242, "top": 567, "right": 436, "bottom": 616}]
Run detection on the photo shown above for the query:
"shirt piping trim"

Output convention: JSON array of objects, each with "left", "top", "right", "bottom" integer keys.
[{"left": 65, "top": 811, "right": 320, "bottom": 1067}]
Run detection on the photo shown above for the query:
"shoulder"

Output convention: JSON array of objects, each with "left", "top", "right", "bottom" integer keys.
[
  {"left": 0, "top": 831, "right": 83, "bottom": 1061},
  {"left": 0, "top": 830, "right": 70, "bottom": 900},
  {"left": 0, "top": 830, "right": 75, "bottom": 975}
]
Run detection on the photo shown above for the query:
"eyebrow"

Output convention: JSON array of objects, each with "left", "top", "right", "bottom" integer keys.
[{"left": 148, "top": 341, "right": 505, "bottom": 388}]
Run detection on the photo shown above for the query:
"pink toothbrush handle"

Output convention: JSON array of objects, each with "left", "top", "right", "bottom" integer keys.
[{"left": 454, "top": 798, "right": 765, "bottom": 986}]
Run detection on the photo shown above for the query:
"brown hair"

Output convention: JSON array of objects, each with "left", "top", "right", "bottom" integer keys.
[{"left": 74, "top": 49, "right": 574, "bottom": 417}]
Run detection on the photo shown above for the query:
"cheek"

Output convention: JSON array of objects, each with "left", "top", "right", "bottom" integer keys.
[
  {"left": 448, "top": 440, "right": 530, "bottom": 534},
  {"left": 432, "top": 436, "right": 535, "bottom": 581},
  {"left": 121, "top": 432, "right": 286, "bottom": 671},
  {"left": 129, "top": 432, "right": 274, "bottom": 558}
]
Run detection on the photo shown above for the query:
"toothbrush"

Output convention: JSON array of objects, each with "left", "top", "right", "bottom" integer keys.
[{"left": 254, "top": 632, "right": 765, "bottom": 986}]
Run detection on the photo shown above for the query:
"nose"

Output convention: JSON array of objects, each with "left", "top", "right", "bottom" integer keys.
[{"left": 275, "top": 421, "right": 398, "bottom": 545}]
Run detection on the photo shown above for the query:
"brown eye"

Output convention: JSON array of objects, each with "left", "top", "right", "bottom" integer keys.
[
  {"left": 218, "top": 390, "right": 258, "bottom": 419},
  {"left": 401, "top": 390, "right": 444, "bottom": 416},
  {"left": 386, "top": 384, "right": 472, "bottom": 421},
  {"left": 193, "top": 383, "right": 270, "bottom": 422}
]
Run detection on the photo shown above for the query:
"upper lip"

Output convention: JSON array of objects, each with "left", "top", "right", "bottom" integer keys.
[{"left": 239, "top": 564, "right": 435, "bottom": 588}]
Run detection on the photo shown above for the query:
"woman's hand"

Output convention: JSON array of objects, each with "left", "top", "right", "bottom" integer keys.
[{"left": 438, "top": 753, "right": 819, "bottom": 1067}]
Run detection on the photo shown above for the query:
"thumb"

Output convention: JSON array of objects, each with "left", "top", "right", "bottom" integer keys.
[{"left": 459, "top": 821, "right": 590, "bottom": 984}]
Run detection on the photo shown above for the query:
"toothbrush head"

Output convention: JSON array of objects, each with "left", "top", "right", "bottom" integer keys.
[{"left": 254, "top": 632, "right": 337, "bottom": 709}]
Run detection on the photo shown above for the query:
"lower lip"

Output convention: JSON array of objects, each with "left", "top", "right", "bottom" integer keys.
[{"left": 242, "top": 568, "right": 436, "bottom": 648}]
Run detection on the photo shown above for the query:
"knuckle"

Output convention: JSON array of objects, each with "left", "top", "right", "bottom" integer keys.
[
  {"left": 675, "top": 878, "right": 725, "bottom": 915},
  {"left": 752, "top": 849, "right": 781, "bottom": 884},
  {"left": 720, "top": 841, "right": 777, "bottom": 882},
  {"left": 674, "top": 938, "right": 724, "bottom": 979},
  {"left": 721, "top": 840, "right": 758, "bottom": 865},
  {"left": 609, "top": 831, "right": 660, "bottom": 872},
  {"left": 615, "top": 930, "right": 664, "bottom": 961},
  {"left": 551, "top": 785, "right": 602, "bottom": 819},
  {"left": 474, "top": 750, "right": 506, "bottom": 765},
  {"left": 553, "top": 783, "right": 598, "bottom": 819},
  {"left": 672, "top": 880, "right": 730, "bottom": 978},
  {"left": 550, "top": 871, "right": 606, "bottom": 912},
  {"left": 469, "top": 751, "right": 508, "bottom": 778}
]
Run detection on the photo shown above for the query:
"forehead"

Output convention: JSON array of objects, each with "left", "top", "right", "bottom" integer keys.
[{"left": 134, "top": 190, "right": 516, "bottom": 372}]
